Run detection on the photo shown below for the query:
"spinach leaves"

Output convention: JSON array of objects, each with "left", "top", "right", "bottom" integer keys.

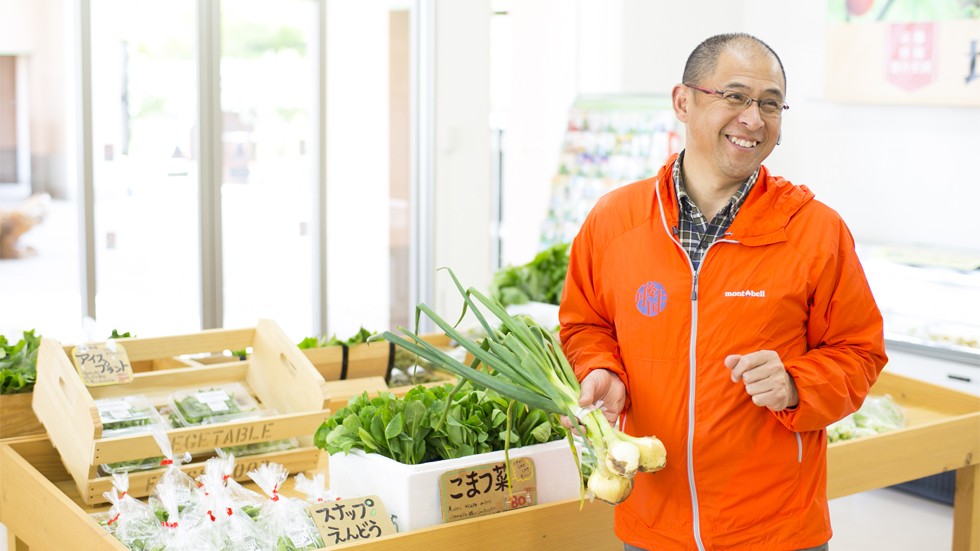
[
  {"left": 489, "top": 242, "right": 570, "bottom": 307},
  {"left": 314, "top": 381, "right": 564, "bottom": 465},
  {"left": 0, "top": 329, "right": 40, "bottom": 395}
]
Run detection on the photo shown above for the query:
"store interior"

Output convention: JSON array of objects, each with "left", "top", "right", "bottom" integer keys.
[{"left": 1, "top": 1, "right": 978, "bottom": 550}]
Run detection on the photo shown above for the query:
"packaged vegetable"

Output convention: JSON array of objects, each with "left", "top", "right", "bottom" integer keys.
[
  {"left": 143, "top": 475, "right": 212, "bottom": 551},
  {"left": 147, "top": 427, "right": 197, "bottom": 523},
  {"left": 168, "top": 383, "right": 259, "bottom": 427},
  {"left": 247, "top": 463, "right": 325, "bottom": 550},
  {"left": 214, "top": 409, "right": 299, "bottom": 457},
  {"left": 99, "top": 403, "right": 171, "bottom": 475},
  {"left": 293, "top": 472, "right": 338, "bottom": 504},
  {"left": 213, "top": 450, "right": 266, "bottom": 520},
  {"left": 188, "top": 462, "right": 268, "bottom": 551},
  {"left": 101, "top": 471, "right": 161, "bottom": 550},
  {"left": 828, "top": 394, "right": 907, "bottom": 443}
]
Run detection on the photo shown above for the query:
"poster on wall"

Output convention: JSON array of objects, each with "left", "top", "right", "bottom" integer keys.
[{"left": 826, "top": 0, "right": 980, "bottom": 106}]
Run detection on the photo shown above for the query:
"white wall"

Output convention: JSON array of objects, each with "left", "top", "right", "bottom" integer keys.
[
  {"left": 499, "top": 0, "right": 980, "bottom": 266},
  {"left": 0, "top": 0, "right": 72, "bottom": 198},
  {"left": 620, "top": 0, "right": 980, "bottom": 252}
]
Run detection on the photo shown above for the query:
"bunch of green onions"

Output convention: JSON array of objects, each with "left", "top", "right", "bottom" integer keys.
[{"left": 382, "top": 269, "right": 666, "bottom": 505}]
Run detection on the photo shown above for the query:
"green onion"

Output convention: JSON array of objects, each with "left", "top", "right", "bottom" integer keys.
[{"left": 382, "top": 268, "right": 666, "bottom": 505}]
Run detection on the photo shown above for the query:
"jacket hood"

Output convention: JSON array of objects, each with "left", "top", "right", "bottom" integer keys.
[{"left": 655, "top": 153, "right": 815, "bottom": 246}]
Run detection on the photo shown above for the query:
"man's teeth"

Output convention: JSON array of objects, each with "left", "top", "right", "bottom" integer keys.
[{"left": 729, "top": 136, "right": 758, "bottom": 148}]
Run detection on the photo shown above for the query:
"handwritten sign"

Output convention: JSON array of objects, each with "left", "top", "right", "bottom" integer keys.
[
  {"left": 309, "top": 495, "right": 397, "bottom": 547},
  {"left": 438, "top": 456, "right": 537, "bottom": 523},
  {"left": 71, "top": 341, "right": 134, "bottom": 386}
]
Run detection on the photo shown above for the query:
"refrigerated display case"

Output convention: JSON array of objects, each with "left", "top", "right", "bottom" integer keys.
[
  {"left": 858, "top": 243, "right": 980, "bottom": 505},
  {"left": 859, "top": 243, "right": 980, "bottom": 371}
]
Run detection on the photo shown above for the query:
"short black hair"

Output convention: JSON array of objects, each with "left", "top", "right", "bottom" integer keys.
[{"left": 682, "top": 33, "right": 786, "bottom": 94}]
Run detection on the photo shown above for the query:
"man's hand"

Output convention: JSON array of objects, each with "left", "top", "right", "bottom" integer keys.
[
  {"left": 725, "top": 351, "right": 799, "bottom": 411},
  {"left": 577, "top": 368, "right": 627, "bottom": 426}
]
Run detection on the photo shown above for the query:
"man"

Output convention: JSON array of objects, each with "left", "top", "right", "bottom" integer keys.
[{"left": 559, "top": 33, "right": 887, "bottom": 551}]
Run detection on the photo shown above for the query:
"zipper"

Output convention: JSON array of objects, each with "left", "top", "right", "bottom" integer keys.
[
  {"left": 687, "top": 266, "right": 705, "bottom": 551},
  {"left": 654, "top": 181, "right": 739, "bottom": 551},
  {"left": 655, "top": 181, "right": 707, "bottom": 551},
  {"left": 796, "top": 432, "right": 803, "bottom": 463}
]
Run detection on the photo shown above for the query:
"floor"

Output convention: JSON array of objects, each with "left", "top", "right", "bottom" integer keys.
[{"left": 0, "top": 487, "right": 954, "bottom": 550}]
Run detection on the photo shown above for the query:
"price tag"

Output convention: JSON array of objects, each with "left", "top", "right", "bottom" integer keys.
[
  {"left": 438, "top": 456, "right": 537, "bottom": 523},
  {"left": 71, "top": 341, "right": 134, "bottom": 386},
  {"left": 309, "top": 495, "right": 397, "bottom": 547}
]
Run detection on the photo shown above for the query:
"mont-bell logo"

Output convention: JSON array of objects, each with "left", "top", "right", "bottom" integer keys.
[{"left": 724, "top": 289, "right": 766, "bottom": 298}]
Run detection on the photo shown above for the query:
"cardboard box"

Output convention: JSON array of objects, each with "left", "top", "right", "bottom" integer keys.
[{"left": 328, "top": 439, "right": 582, "bottom": 532}]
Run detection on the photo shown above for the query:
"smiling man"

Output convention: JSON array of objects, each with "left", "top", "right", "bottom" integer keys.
[{"left": 559, "top": 33, "right": 887, "bottom": 551}]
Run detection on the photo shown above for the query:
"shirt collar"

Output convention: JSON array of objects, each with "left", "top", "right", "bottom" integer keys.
[{"left": 672, "top": 149, "right": 759, "bottom": 215}]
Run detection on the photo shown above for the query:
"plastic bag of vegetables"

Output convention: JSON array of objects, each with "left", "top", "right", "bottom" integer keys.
[
  {"left": 189, "top": 463, "right": 268, "bottom": 551},
  {"left": 247, "top": 463, "right": 325, "bottom": 550},
  {"left": 382, "top": 268, "right": 666, "bottom": 505},
  {"left": 147, "top": 427, "right": 197, "bottom": 523},
  {"left": 102, "top": 471, "right": 162, "bottom": 550},
  {"left": 827, "top": 394, "right": 906, "bottom": 443}
]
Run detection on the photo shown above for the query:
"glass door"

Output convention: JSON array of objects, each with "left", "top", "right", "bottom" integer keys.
[
  {"left": 90, "top": 0, "right": 201, "bottom": 337},
  {"left": 218, "top": 0, "right": 318, "bottom": 338}
]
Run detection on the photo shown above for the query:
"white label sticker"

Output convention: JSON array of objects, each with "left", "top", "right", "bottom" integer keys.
[
  {"left": 98, "top": 399, "right": 135, "bottom": 421},
  {"left": 285, "top": 526, "right": 314, "bottom": 547},
  {"left": 195, "top": 390, "right": 231, "bottom": 412}
]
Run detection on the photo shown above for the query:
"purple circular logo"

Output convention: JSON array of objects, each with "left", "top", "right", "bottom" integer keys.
[{"left": 635, "top": 281, "right": 668, "bottom": 317}]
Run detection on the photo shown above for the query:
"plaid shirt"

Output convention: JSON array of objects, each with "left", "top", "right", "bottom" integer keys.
[{"left": 672, "top": 150, "right": 758, "bottom": 271}]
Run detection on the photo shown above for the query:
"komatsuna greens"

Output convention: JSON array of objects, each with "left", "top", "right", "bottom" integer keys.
[{"left": 382, "top": 268, "right": 666, "bottom": 505}]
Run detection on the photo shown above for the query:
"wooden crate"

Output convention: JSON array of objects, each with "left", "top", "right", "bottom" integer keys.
[
  {"left": 0, "top": 352, "right": 200, "bottom": 441},
  {"left": 0, "top": 434, "right": 620, "bottom": 551},
  {"left": 30, "top": 319, "right": 376, "bottom": 505},
  {"left": 303, "top": 333, "right": 457, "bottom": 387},
  {"left": 0, "top": 392, "right": 45, "bottom": 439},
  {"left": 6, "top": 371, "right": 975, "bottom": 550}
]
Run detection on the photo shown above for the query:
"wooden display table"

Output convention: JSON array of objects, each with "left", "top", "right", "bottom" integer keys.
[{"left": 1, "top": 371, "right": 977, "bottom": 550}]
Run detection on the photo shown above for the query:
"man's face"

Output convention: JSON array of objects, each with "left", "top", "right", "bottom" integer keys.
[{"left": 676, "top": 47, "right": 786, "bottom": 186}]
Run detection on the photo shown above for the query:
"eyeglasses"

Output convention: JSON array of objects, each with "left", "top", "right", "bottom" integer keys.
[{"left": 684, "top": 84, "right": 789, "bottom": 117}]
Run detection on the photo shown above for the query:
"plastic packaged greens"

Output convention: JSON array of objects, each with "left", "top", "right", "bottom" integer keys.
[
  {"left": 827, "top": 394, "right": 907, "bottom": 443},
  {"left": 213, "top": 450, "right": 267, "bottom": 521},
  {"left": 101, "top": 471, "right": 161, "bottom": 551},
  {"left": 247, "top": 463, "right": 325, "bottom": 551},
  {"left": 97, "top": 396, "right": 170, "bottom": 476},
  {"left": 143, "top": 474, "right": 212, "bottom": 551},
  {"left": 96, "top": 395, "right": 164, "bottom": 438},
  {"left": 214, "top": 409, "right": 299, "bottom": 458},
  {"left": 217, "top": 437, "right": 299, "bottom": 458},
  {"left": 146, "top": 427, "right": 197, "bottom": 523},
  {"left": 188, "top": 462, "right": 268, "bottom": 551},
  {"left": 293, "top": 472, "right": 338, "bottom": 504},
  {"left": 169, "top": 383, "right": 259, "bottom": 427}
]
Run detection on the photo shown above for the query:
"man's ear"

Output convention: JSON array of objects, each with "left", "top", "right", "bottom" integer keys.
[{"left": 672, "top": 84, "right": 689, "bottom": 123}]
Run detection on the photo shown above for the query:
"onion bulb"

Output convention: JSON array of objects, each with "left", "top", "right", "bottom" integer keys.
[
  {"left": 587, "top": 467, "right": 634, "bottom": 505},
  {"left": 619, "top": 434, "right": 667, "bottom": 473},
  {"left": 604, "top": 437, "right": 640, "bottom": 478}
]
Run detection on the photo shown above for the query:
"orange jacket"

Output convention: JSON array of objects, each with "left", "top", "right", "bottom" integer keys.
[{"left": 560, "top": 155, "right": 887, "bottom": 551}]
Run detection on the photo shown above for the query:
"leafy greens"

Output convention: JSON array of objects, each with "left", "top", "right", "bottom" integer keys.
[
  {"left": 489, "top": 242, "right": 570, "bottom": 307},
  {"left": 0, "top": 329, "right": 41, "bottom": 395}
]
